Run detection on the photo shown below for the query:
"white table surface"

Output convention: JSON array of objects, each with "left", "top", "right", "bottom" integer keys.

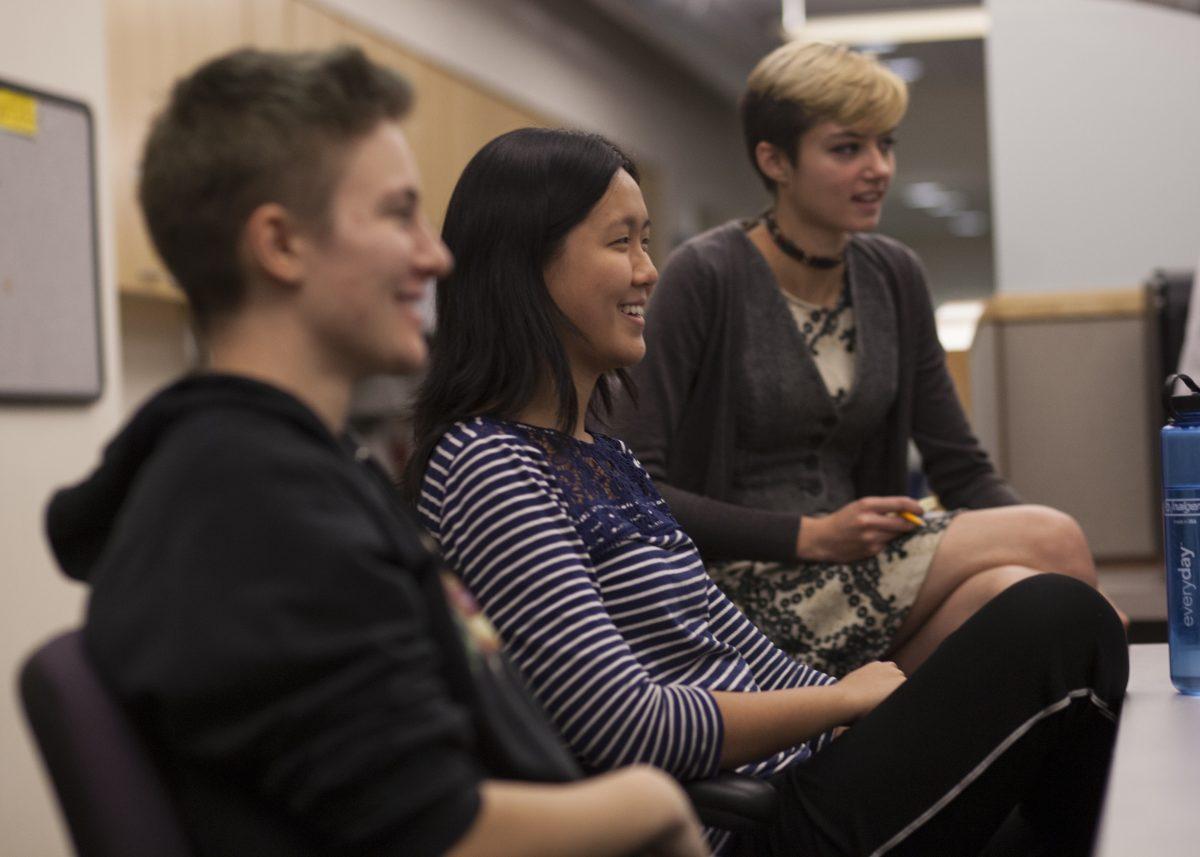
[{"left": 1094, "top": 643, "right": 1200, "bottom": 855}]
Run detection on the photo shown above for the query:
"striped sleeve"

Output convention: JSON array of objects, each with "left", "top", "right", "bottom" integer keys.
[
  {"left": 705, "top": 580, "right": 838, "bottom": 758},
  {"left": 420, "top": 427, "right": 724, "bottom": 779}
]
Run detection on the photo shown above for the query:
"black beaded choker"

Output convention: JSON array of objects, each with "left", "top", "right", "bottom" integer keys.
[{"left": 762, "top": 212, "right": 845, "bottom": 270}]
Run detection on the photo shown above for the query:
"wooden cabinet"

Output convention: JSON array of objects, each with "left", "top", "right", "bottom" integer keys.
[{"left": 106, "top": 0, "right": 549, "bottom": 300}]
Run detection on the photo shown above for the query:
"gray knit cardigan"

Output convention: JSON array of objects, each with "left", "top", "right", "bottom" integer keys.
[{"left": 606, "top": 222, "right": 1018, "bottom": 562}]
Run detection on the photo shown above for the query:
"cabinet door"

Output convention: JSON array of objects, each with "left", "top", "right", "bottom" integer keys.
[
  {"left": 107, "top": 0, "right": 557, "bottom": 296},
  {"left": 244, "top": 0, "right": 291, "bottom": 49},
  {"left": 108, "top": 0, "right": 250, "bottom": 299}
]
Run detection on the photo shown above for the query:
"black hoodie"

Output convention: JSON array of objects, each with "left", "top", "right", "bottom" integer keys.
[{"left": 46, "top": 374, "right": 575, "bottom": 856}]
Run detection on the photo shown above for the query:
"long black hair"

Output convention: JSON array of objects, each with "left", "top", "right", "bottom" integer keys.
[{"left": 405, "top": 127, "right": 639, "bottom": 499}]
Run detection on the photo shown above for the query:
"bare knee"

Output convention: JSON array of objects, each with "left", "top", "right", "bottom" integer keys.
[
  {"left": 1014, "top": 505, "right": 1096, "bottom": 585},
  {"left": 955, "top": 565, "right": 1038, "bottom": 610}
]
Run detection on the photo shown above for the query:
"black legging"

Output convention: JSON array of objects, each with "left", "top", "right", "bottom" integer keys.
[{"left": 746, "top": 573, "right": 1129, "bottom": 857}]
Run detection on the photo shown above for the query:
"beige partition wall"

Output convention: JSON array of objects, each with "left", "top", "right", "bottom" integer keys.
[{"left": 969, "top": 289, "right": 1158, "bottom": 562}]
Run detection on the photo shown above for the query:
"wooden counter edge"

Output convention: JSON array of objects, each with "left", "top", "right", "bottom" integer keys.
[{"left": 979, "top": 287, "right": 1146, "bottom": 323}]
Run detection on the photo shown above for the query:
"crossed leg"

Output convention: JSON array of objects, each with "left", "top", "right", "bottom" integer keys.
[
  {"left": 752, "top": 575, "right": 1128, "bottom": 857},
  {"left": 887, "top": 505, "right": 1122, "bottom": 673}
]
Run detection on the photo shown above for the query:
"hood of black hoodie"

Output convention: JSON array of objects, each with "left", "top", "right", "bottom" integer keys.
[{"left": 46, "top": 373, "right": 341, "bottom": 583}]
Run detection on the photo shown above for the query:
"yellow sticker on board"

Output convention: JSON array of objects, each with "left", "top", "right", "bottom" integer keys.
[{"left": 0, "top": 88, "right": 38, "bottom": 137}]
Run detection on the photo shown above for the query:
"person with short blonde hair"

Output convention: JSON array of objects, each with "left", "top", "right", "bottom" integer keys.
[
  {"left": 741, "top": 41, "right": 908, "bottom": 191},
  {"left": 610, "top": 40, "right": 1124, "bottom": 677}
]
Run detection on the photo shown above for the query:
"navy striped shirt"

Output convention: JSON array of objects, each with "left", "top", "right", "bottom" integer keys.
[{"left": 418, "top": 416, "right": 834, "bottom": 783}]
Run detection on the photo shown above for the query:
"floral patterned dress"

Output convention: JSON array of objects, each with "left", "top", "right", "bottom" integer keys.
[{"left": 708, "top": 285, "right": 957, "bottom": 677}]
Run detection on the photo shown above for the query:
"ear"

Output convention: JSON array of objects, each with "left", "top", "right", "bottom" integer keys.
[
  {"left": 754, "top": 141, "right": 794, "bottom": 187},
  {"left": 241, "top": 202, "right": 307, "bottom": 289}
]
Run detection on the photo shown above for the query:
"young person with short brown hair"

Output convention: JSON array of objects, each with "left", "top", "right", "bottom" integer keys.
[{"left": 47, "top": 46, "right": 706, "bottom": 857}]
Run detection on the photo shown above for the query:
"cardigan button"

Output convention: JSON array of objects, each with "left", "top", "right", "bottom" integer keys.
[{"left": 802, "top": 453, "right": 819, "bottom": 468}]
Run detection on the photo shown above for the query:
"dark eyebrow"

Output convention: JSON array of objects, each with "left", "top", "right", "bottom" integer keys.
[
  {"left": 609, "top": 216, "right": 652, "bottom": 231},
  {"left": 825, "top": 128, "right": 897, "bottom": 142},
  {"left": 379, "top": 187, "right": 418, "bottom": 210}
]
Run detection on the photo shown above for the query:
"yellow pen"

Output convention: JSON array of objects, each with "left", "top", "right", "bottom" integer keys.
[{"left": 899, "top": 511, "right": 924, "bottom": 527}]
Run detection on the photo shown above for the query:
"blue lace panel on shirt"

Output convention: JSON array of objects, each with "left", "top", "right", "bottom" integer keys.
[{"left": 503, "top": 422, "right": 685, "bottom": 558}]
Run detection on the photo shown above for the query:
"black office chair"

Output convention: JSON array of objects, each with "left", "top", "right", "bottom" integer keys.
[
  {"left": 684, "top": 771, "right": 777, "bottom": 832},
  {"left": 1146, "top": 267, "right": 1196, "bottom": 409},
  {"left": 19, "top": 630, "right": 194, "bottom": 857},
  {"left": 1145, "top": 268, "right": 1197, "bottom": 552}
]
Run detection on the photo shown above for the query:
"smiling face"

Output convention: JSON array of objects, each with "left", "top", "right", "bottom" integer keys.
[
  {"left": 296, "top": 121, "right": 452, "bottom": 377},
  {"left": 543, "top": 168, "right": 657, "bottom": 381},
  {"left": 775, "top": 119, "right": 896, "bottom": 239}
]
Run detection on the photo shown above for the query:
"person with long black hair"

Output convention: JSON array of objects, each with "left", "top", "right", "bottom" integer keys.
[
  {"left": 409, "top": 126, "right": 1127, "bottom": 856},
  {"left": 47, "top": 48, "right": 708, "bottom": 857}
]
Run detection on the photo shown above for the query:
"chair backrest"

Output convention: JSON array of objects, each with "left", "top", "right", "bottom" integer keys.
[
  {"left": 1147, "top": 268, "right": 1196, "bottom": 388},
  {"left": 1145, "top": 268, "right": 1197, "bottom": 555},
  {"left": 19, "top": 629, "right": 194, "bottom": 857}
]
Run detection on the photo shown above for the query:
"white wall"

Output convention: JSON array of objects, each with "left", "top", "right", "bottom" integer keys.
[
  {"left": 119, "top": 298, "right": 192, "bottom": 414},
  {"left": 0, "top": 2, "right": 118, "bottom": 855},
  {"left": 986, "top": 0, "right": 1200, "bottom": 293}
]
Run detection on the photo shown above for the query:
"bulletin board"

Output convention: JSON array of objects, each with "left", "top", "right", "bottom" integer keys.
[{"left": 0, "top": 78, "right": 103, "bottom": 402}]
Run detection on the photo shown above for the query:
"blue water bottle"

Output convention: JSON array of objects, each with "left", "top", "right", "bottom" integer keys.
[{"left": 1162, "top": 374, "right": 1200, "bottom": 695}]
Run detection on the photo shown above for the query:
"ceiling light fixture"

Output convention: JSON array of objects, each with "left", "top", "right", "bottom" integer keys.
[
  {"left": 930, "top": 191, "right": 969, "bottom": 218},
  {"left": 902, "top": 181, "right": 949, "bottom": 210},
  {"left": 882, "top": 56, "right": 924, "bottom": 83},
  {"left": 858, "top": 42, "right": 900, "bottom": 57},
  {"left": 786, "top": 5, "right": 990, "bottom": 46}
]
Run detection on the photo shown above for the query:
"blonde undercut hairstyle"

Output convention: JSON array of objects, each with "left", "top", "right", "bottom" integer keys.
[{"left": 740, "top": 41, "right": 908, "bottom": 192}]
